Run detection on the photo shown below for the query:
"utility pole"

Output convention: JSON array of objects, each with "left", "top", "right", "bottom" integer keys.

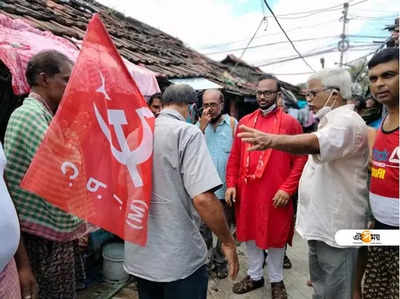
[{"left": 338, "top": 2, "right": 349, "bottom": 67}]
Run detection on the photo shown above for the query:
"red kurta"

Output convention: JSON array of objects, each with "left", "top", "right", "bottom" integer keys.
[{"left": 226, "top": 108, "right": 307, "bottom": 249}]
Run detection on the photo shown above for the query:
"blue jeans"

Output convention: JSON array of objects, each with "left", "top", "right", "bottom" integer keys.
[
  {"left": 136, "top": 265, "right": 208, "bottom": 299},
  {"left": 308, "top": 240, "right": 357, "bottom": 299}
]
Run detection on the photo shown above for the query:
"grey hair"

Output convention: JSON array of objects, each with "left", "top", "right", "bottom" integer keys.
[
  {"left": 162, "top": 84, "right": 197, "bottom": 105},
  {"left": 307, "top": 68, "right": 352, "bottom": 100}
]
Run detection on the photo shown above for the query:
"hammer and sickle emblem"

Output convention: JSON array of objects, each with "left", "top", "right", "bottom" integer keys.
[
  {"left": 94, "top": 105, "right": 153, "bottom": 188},
  {"left": 93, "top": 72, "right": 153, "bottom": 188}
]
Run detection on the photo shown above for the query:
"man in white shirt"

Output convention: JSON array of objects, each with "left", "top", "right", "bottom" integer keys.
[{"left": 236, "top": 68, "right": 369, "bottom": 299}]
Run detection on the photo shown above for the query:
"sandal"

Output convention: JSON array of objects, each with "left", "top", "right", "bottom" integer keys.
[
  {"left": 271, "top": 281, "right": 288, "bottom": 299},
  {"left": 232, "top": 275, "right": 265, "bottom": 294},
  {"left": 215, "top": 264, "right": 228, "bottom": 279},
  {"left": 206, "top": 262, "right": 215, "bottom": 277}
]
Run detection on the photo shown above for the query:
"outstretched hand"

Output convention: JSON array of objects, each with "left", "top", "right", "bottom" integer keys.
[{"left": 237, "top": 125, "right": 273, "bottom": 151}]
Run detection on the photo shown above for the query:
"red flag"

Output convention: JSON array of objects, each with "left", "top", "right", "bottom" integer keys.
[{"left": 21, "top": 14, "right": 154, "bottom": 246}]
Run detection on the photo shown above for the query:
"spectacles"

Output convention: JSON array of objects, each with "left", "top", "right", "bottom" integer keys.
[
  {"left": 202, "top": 102, "right": 221, "bottom": 109},
  {"left": 305, "top": 87, "right": 340, "bottom": 98},
  {"left": 256, "top": 90, "right": 278, "bottom": 97}
]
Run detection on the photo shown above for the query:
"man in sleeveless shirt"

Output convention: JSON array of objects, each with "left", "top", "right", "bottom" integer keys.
[{"left": 362, "top": 47, "right": 399, "bottom": 299}]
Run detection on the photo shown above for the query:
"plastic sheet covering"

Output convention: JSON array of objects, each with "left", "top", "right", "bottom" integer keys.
[{"left": 0, "top": 13, "right": 160, "bottom": 97}]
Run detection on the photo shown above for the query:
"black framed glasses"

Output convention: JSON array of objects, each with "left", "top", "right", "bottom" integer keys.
[
  {"left": 202, "top": 102, "right": 221, "bottom": 109},
  {"left": 256, "top": 90, "right": 278, "bottom": 97}
]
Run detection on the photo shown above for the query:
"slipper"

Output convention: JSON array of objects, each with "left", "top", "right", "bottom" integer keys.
[
  {"left": 232, "top": 276, "right": 265, "bottom": 294},
  {"left": 215, "top": 264, "right": 228, "bottom": 279}
]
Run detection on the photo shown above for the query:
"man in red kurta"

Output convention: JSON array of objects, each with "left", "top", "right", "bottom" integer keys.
[{"left": 226, "top": 75, "right": 306, "bottom": 298}]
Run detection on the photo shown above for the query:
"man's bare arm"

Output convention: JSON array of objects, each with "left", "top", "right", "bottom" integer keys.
[
  {"left": 238, "top": 125, "right": 320, "bottom": 155},
  {"left": 15, "top": 237, "right": 39, "bottom": 299},
  {"left": 193, "top": 191, "right": 239, "bottom": 279},
  {"left": 269, "top": 133, "right": 320, "bottom": 155}
]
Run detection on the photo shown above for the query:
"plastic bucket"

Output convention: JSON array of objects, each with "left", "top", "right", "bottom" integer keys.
[{"left": 102, "top": 242, "right": 129, "bottom": 283}]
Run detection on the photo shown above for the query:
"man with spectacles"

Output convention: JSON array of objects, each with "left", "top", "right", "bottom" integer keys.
[
  {"left": 237, "top": 68, "right": 370, "bottom": 299},
  {"left": 226, "top": 74, "right": 307, "bottom": 298},
  {"left": 197, "top": 89, "right": 237, "bottom": 279},
  {"left": 304, "top": 86, "right": 341, "bottom": 118}
]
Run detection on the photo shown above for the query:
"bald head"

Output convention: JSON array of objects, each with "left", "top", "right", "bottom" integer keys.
[{"left": 202, "top": 89, "right": 224, "bottom": 103}]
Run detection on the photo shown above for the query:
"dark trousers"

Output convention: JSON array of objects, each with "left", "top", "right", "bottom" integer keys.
[{"left": 136, "top": 265, "right": 208, "bottom": 299}]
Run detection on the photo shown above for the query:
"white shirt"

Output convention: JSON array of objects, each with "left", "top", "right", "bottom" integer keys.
[
  {"left": 296, "top": 105, "right": 369, "bottom": 248},
  {"left": 0, "top": 143, "right": 20, "bottom": 272}
]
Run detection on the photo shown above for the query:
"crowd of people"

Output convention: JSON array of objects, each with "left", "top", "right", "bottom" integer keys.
[{"left": 0, "top": 18, "right": 398, "bottom": 299}]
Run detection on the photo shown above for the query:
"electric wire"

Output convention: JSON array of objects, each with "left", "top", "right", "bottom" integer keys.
[
  {"left": 263, "top": 0, "right": 316, "bottom": 72},
  {"left": 255, "top": 43, "right": 379, "bottom": 67},
  {"left": 231, "top": 16, "right": 267, "bottom": 71},
  {"left": 199, "top": 0, "right": 379, "bottom": 51},
  {"left": 204, "top": 35, "right": 385, "bottom": 55},
  {"left": 199, "top": 18, "right": 340, "bottom": 51},
  {"left": 205, "top": 36, "right": 338, "bottom": 55}
]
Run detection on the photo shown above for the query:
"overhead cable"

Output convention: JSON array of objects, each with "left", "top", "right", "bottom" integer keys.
[
  {"left": 231, "top": 16, "right": 267, "bottom": 71},
  {"left": 256, "top": 44, "right": 380, "bottom": 67},
  {"left": 199, "top": 18, "right": 339, "bottom": 51},
  {"left": 200, "top": 0, "right": 374, "bottom": 51},
  {"left": 205, "top": 35, "right": 340, "bottom": 55},
  {"left": 262, "top": 0, "right": 316, "bottom": 72},
  {"left": 204, "top": 35, "right": 385, "bottom": 55}
]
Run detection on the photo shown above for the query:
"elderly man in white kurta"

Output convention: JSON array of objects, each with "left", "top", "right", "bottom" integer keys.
[{"left": 236, "top": 68, "right": 369, "bottom": 299}]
